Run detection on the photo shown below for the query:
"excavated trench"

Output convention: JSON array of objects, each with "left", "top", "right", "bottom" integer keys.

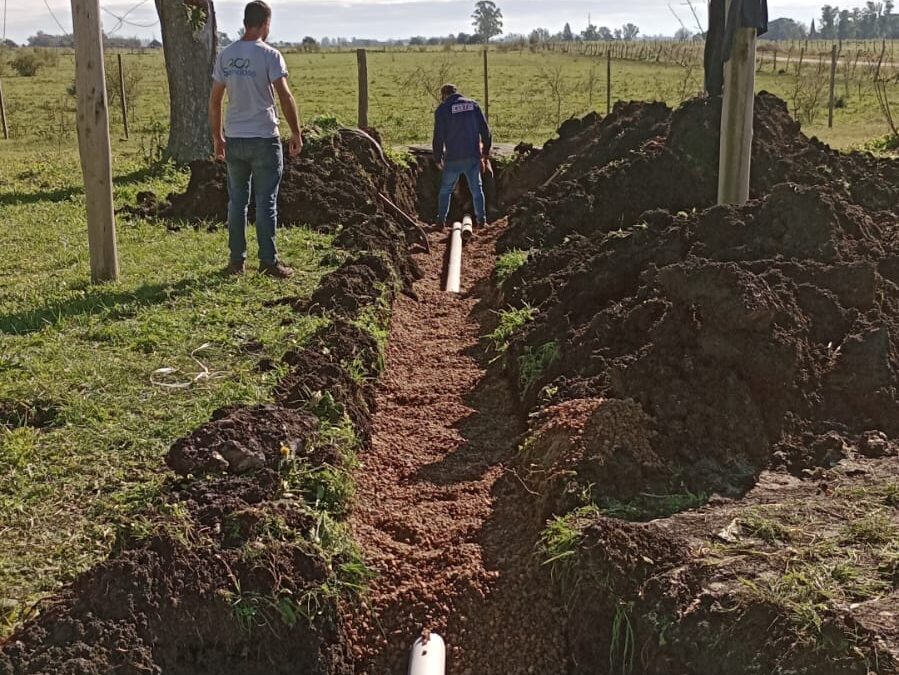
[{"left": 4, "top": 93, "right": 899, "bottom": 675}]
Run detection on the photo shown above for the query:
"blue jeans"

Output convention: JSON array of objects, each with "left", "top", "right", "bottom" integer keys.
[
  {"left": 437, "top": 158, "right": 487, "bottom": 224},
  {"left": 225, "top": 136, "right": 283, "bottom": 266}
]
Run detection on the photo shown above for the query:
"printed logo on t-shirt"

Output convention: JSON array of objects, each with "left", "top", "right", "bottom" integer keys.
[
  {"left": 223, "top": 57, "right": 256, "bottom": 77},
  {"left": 451, "top": 102, "right": 475, "bottom": 114}
]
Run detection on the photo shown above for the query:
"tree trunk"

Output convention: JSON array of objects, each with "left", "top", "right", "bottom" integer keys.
[{"left": 155, "top": 0, "right": 217, "bottom": 163}]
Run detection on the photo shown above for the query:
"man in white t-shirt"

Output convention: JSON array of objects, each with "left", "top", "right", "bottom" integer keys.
[{"left": 208, "top": 0, "right": 302, "bottom": 278}]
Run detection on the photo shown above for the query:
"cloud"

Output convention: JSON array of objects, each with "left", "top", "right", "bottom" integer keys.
[{"left": 7, "top": 0, "right": 826, "bottom": 43}]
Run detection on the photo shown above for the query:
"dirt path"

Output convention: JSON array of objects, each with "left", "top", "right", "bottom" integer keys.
[{"left": 345, "top": 221, "right": 567, "bottom": 674}]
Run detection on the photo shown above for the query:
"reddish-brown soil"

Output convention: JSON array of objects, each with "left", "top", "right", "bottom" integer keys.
[{"left": 342, "top": 221, "right": 568, "bottom": 673}]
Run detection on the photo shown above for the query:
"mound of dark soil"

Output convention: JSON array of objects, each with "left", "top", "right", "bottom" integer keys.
[
  {"left": 125, "top": 130, "right": 423, "bottom": 246},
  {"left": 509, "top": 184, "right": 899, "bottom": 503},
  {"left": 0, "top": 318, "right": 389, "bottom": 674},
  {"left": 499, "top": 92, "right": 899, "bottom": 251}
]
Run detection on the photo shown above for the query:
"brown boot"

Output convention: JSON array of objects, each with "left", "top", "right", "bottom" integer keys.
[
  {"left": 226, "top": 260, "right": 246, "bottom": 276},
  {"left": 259, "top": 261, "right": 295, "bottom": 279}
]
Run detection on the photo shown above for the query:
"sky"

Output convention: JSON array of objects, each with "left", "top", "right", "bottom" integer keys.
[{"left": 4, "top": 1, "right": 830, "bottom": 45}]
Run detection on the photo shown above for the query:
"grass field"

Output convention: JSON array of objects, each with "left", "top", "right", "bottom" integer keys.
[
  {"left": 0, "top": 145, "right": 337, "bottom": 634},
  {"left": 1, "top": 44, "right": 898, "bottom": 151},
  {"left": 0, "top": 40, "right": 896, "bottom": 637}
]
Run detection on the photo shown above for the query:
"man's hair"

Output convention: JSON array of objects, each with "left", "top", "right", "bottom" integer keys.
[
  {"left": 244, "top": 1, "right": 271, "bottom": 28},
  {"left": 440, "top": 83, "right": 458, "bottom": 99}
]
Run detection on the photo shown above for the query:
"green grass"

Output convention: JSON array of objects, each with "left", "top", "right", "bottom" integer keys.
[
  {"left": 600, "top": 490, "right": 709, "bottom": 522},
  {"left": 486, "top": 304, "right": 536, "bottom": 359},
  {"left": 494, "top": 248, "right": 531, "bottom": 285},
  {"left": 539, "top": 504, "right": 600, "bottom": 575},
  {"left": 0, "top": 144, "right": 336, "bottom": 636},
  {"left": 518, "top": 340, "right": 561, "bottom": 395},
  {"left": 1, "top": 45, "right": 897, "bottom": 151},
  {"left": 712, "top": 485, "right": 899, "bottom": 646}
]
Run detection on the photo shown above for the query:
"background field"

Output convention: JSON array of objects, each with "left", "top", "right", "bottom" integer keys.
[{"left": 1, "top": 42, "right": 898, "bottom": 153}]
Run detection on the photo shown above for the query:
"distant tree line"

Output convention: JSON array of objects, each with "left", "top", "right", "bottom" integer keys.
[{"left": 813, "top": 2, "right": 898, "bottom": 39}]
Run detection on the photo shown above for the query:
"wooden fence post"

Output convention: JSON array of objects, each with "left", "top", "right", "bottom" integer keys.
[
  {"left": 483, "top": 48, "right": 490, "bottom": 121},
  {"left": 606, "top": 49, "right": 612, "bottom": 115},
  {"left": 71, "top": 0, "right": 119, "bottom": 282},
  {"left": 0, "top": 79, "right": 8, "bottom": 140},
  {"left": 118, "top": 53, "right": 129, "bottom": 139},
  {"left": 718, "top": 18, "right": 757, "bottom": 205},
  {"left": 828, "top": 44, "right": 838, "bottom": 128},
  {"left": 356, "top": 48, "right": 369, "bottom": 129}
]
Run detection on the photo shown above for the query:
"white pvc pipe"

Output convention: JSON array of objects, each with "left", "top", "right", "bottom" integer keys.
[
  {"left": 445, "top": 222, "right": 463, "bottom": 293},
  {"left": 462, "top": 215, "right": 473, "bottom": 239},
  {"left": 408, "top": 633, "right": 446, "bottom": 675}
]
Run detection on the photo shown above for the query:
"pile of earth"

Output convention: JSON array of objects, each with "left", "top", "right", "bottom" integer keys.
[
  {"left": 492, "top": 91, "right": 899, "bottom": 675},
  {"left": 498, "top": 92, "right": 899, "bottom": 252},
  {"left": 127, "top": 128, "right": 419, "bottom": 236},
  {"left": 505, "top": 183, "right": 899, "bottom": 510},
  {"left": 0, "top": 173, "right": 413, "bottom": 674}
]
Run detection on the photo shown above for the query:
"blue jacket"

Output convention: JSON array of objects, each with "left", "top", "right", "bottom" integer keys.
[{"left": 432, "top": 93, "right": 492, "bottom": 164}]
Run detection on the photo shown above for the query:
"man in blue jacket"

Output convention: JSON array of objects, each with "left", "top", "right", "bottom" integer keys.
[{"left": 432, "top": 84, "right": 493, "bottom": 231}]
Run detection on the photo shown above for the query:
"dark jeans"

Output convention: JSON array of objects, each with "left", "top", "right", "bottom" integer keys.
[
  {"left": 437, "top": 158, "right": 487, "bottom": 224},
  {"left": 225, "top": 136, "right": 283, "bottom": 266}
]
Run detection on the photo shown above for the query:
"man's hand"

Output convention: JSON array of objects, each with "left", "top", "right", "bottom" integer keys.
[
  {"left": 213, "top": 135, "right": 226, "bottom": 161},
  {"left": 288, "top": 135, "right": 303, "bottom": 158}
]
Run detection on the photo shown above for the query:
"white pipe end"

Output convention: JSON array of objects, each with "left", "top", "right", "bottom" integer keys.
[{"left": 408, "top": 633, "right": 446, "bottom": 675}]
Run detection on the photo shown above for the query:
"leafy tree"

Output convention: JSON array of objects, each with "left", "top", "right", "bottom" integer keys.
[
  {"left": 582, "top": 23, "right": 599, "bottom": 41},
  {"left": 562, "top": 22, "right": 574, "bottom": 41},
  {"left": 598, "top": 26, "right": 614, "bottom": 40},
  {"left": 456, "top": 32, "right": 473, "bottom": 44},
  {"left": 621, "top": 23, "right": 640, "bottom": 40},
  {"left": 763, "top": 17, "right": 808, "bottom": 40},
  {"left": 674, "top": 27, "right": 693, "bottom": 40},
  {"left": 809, "top": 18, "right": 819, "bottom": 36},
  {"left": 529, "top": 27, "right": 550, "bottom": 44},
  {"left": 472, "top": 1, "right": 504, "bottom": 43},
  {"left": 301, "top": 36, "right": 319, "bottom": 51},
  {"left": 819, "top": 5, "right": 839, "bottom": 38},
  {"left": 217, "top": 31, "right": 232, "bottom": 46}
]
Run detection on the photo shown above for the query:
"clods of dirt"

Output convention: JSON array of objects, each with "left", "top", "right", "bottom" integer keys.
[
  {"left": 506, "top": 183, "right": 899, "bottom": 505},
  {"left": 497, "top": 91, "right": 899, "bottom": 675}
]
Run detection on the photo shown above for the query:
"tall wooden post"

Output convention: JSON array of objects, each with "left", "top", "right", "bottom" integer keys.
[
  {"left": 827, "top": 44, "right": 838, "bottom": 128},
  {"left": 717, "top": 13, "right": 757, "bottom": 205},
  {"left": 118, "top": 53, "right": 130, "bottom": 139},
  {"left": 0, "top": 79, "right": 8, "bottom": 140},
  {"left": 71, "top": 0, "right": 120, "bottom": 282},
  {"left": 356, "top": 49, "right": 369, "bottom": 129},
  {"left": 483, "top": 48, "right": 490, "bottom": 121},
  {"left": 606, "top": 49, "right": 612, "bottom": 115}
]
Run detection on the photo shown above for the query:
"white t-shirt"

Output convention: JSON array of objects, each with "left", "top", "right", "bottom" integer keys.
[{"left": 212, "top": 39, "right": 289, "bottom": 138}]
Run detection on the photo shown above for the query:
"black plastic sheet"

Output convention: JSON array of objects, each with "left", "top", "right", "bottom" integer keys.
[{"left": 705, "top": 0, "right": 769, "bottom": 96}]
